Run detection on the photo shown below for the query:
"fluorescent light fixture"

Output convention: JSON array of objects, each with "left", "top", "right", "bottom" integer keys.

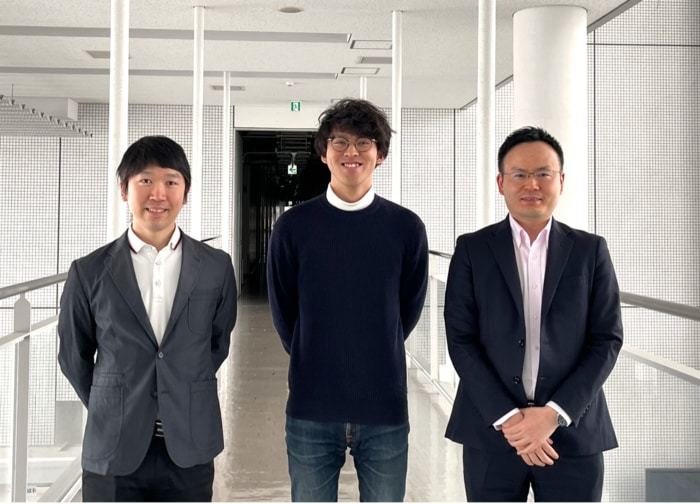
[
  {"left": 210, "top": 85, "right": 246, "bottom": 91},
  {"left": 85, "top": 50, "right": 111, "bottom": 59},
  {"left": 0, "top": 26, "right": 350, "bottom": 44},
  {"left": 341, "top": 67, "right": 379, "bottom": 75},
  {"left": 358, "top": 56, "right": 392, "bottom": 65},
  {"left": 350, "top": 40, "right": 392, "bottom": 50},
  {"left": 0, "top": 67, "right": 338, "bottom": 80}
]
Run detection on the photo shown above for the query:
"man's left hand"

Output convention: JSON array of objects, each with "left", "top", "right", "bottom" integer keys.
[{"left": 501, "top": 405, "right": 559, "bottom": 455}]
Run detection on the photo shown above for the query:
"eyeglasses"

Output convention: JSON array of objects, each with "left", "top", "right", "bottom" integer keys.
[
  {"left": 327, "top": 136, "right": 376, "bottom": 153},
  {"left": 502, "top": 170, "right": 561, "bottom": 184}
]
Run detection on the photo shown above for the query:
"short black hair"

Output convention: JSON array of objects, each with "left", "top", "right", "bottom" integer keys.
[
  {"left": 116, "top": 136, "right": 191, "bottom": 195},
  {"left": 497, "top": 126, "right": 564, "bottom": 174},
  {"left": 314, "top": 98, "right": 392, "bottom": 159}
]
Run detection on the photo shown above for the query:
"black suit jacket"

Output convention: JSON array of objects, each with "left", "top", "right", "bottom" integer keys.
[
  {"left": 444, "top": 217, "right": 623, "bottom": 456},
  {"left": 58, "top": 231, "right": 237, "bottom": 475}
]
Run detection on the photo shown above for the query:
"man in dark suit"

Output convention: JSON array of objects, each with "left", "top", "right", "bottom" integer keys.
[
  {"left": 444, "top": 126, "right": 623, "bottom": 501},
  {"left": 58, "top": 136, "right": 237, "bottom": 501}
]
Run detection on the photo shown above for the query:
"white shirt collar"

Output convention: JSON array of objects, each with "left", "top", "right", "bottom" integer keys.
[
  {"left": 508, "top": 214, "right": 552, "bottom": 249},
  {"left": 325, "top": 184, "right": 375, "bottom": 211},
  {"left": 127, "top": 225, "right": 182, "bottom": 253}
]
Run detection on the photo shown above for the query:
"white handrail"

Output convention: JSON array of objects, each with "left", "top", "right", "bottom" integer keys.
[{"left": 423, "top": 267, "right": 700, "bottom": 390}]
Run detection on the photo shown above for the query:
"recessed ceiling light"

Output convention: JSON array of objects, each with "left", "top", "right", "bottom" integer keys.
[
  {"left": 279, "top": 6, "right": 303, "bottom": 14},
  {"left": 350, "top": 40, "right": 392, "bottom": 50},
  {"left": 285, "top": 81, "right": 296, "bottom": 87},
  {"left": 341, "top": 67, "right": 379, "bottom": 75}
]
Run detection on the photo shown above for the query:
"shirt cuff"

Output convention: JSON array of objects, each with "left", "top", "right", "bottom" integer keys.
[
  {"left": 546, "top": 401, "right": 571, "bottom": 426},
  {"left": 493, "top": 408, "right": 520, "bottom": 430}
]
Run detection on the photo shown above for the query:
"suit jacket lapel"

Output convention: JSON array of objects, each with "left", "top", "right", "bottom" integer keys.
[
  {"left": 541, "top": 219, "right": 574, "bottom": 318},
  {"left": 161, "top": 234, "right": 202, "bottom": 343},
  {"left": 487, "top": 218, "right": 524, "bottom": 320},
  {"left": 105, "top": 233, "right": 158, "bottom": 346}
]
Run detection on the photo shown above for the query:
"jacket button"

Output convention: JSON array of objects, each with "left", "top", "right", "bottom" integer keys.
[
  {"left": 518, "top": 339, "right": 525, "bottom": 348},
  {"left": 513, "top": 376, "right": 521, "bottom": 384},
  {"left": 157, "top": 352, "right": 164, "bottom": 359},
  {"left": 150, "top": 390, "right": 157, "bottom": 398}
]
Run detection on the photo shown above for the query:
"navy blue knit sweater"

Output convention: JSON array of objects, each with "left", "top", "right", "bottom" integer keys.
[{"left": 267, "top": 194, "right": 428, "bottom": 425}]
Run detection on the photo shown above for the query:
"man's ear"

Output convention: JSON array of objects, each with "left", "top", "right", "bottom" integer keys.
[
  {"left": 496, "top": 173, "right": 505, "bottom": 195},
  {"left": 321, "top": 154, "right": 328, "bottom": 165},
  {"left": 120, "top": 185, "right": 128, "bottom": 202},
  {"left": 375, "top": 156, "right": 385, "bottom": 167}
]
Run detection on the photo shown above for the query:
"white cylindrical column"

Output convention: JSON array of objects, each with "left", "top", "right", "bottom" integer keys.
[
  {"left": 476, "top": 0, "right": 496, "bottom": 228},
  {"left": 391, "top": 10, "right": 403, "bottom": 204},
  {"left": 359, "top": 76, "right": 367, "bottom": 100},
  {"left": 221, "top": 71, "right": 231, "bottom": 255},
  {"left": 107, "top": 0, "right": 129, "bottom": 240},
  {"left": 191, "top": 5, "right": 205, "bottom": 239},
  {"left": 513, "top": 6, "right": 588, "bottom": 230}
]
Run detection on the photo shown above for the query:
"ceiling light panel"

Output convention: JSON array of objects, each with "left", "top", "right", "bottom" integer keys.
[
  {"left": 0, "top": 26, "right": 350, "bottom": 44},
  {"left": 350, "top": 40, "right": 392, "bottom": 50},
  {"left": 358, "top": 56, "right": 392, "bottom": 65},
  {"left": 85, "top": 50, "right": 111, "bottom": 59},
  {"left": 210, "top": 85, "right": 245, "bottom": 91},
  {"left": 0, "top": 67, "right": 338, "bottom": 80},
  {"left": 341, "top": 67, "right": 379, "bottom": 75}
]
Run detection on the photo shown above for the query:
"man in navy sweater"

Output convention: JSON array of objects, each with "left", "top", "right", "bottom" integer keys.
[{"left": 267, "top": 98, "right": 428, "bottom": 502}]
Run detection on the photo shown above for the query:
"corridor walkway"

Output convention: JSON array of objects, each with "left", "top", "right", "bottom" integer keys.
[{"left": 212, "top": 297, "right": 464, "bottom": 501}]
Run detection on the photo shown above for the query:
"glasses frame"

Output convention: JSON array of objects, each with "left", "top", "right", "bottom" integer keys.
[
  {"left": 501, "top": 169, "right": 562, "bottom": 184},
  {"left": 327, "top": 136, "right": 377, "bottom": 153}
]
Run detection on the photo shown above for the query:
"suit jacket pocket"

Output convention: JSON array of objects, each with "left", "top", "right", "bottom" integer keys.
[
  {"left": 84, "top": 383, "right": 123, "bottom": 460},
  {"left": 187, "top": 289, "right": 218, "bottom": 334},
  {"left": 190, "top": 379, "right": 222, "bottom": 449}
]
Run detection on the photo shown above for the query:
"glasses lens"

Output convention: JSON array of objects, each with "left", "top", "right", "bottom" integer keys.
[
  {"left": 355, "top": 139, "right": 373, "bottom": 152},
  {"left": 330, "top": 138, "right": 349, "bottom": 151}
]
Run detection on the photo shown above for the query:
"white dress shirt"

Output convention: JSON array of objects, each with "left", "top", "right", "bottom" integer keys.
[
  {"left": 127, "top": 226, "right": 183, "bottom": 346},
  {"left": 493, "top": 216, "right": 571, "bottom": 428},
  {"left": 326, "top": 184, "right": 375, "bottom": 211}
]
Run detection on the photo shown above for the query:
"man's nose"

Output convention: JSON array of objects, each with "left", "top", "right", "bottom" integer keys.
[
  {"left": 149, "top": 183, "right": 166, "bottom": 199},
  {"left": 523, "top": 174, "right": 540, "bottom": 188}
]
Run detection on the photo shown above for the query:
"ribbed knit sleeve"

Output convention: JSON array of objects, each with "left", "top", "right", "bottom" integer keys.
[
  {"left": 266, "top": 213, "right": 298, "bottom": 354},
  {"left": 399, "top": 219, "right": 429, "bottom": 338}
]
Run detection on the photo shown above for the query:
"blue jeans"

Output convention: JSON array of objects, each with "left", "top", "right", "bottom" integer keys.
[{"left": 285, "top": 415, "right": 409, "bottom": 502}]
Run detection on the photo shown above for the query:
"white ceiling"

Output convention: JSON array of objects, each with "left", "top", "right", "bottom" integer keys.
[{"left": 0, "top": 0, "right": 629, "bottom": 110}]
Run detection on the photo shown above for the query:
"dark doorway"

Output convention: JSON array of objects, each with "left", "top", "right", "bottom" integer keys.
[{"left": 239, "top": 130, "right": 329, "bottom": 298}]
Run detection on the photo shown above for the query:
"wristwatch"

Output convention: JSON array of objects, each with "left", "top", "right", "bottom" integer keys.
[{"left": 556, "top": 413, "right": 568, "bottom": 427}]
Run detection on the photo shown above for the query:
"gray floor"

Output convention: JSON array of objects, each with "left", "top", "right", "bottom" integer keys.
[{"left": 213, "top": 297, "right": 465, "bottom": 501}]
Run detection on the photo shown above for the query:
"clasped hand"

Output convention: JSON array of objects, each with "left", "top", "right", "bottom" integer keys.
[{"left": 501, "top": 407, "right": 560, "bottom": 467}]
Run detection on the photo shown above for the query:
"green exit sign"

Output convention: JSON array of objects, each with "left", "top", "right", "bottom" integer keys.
[{"left": 290, "top": 101, "right": 302, "bottom": 112}]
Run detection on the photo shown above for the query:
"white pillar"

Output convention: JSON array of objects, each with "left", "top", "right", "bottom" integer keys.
[
  {"left": 221, "top": 72, "right": 231, "bottom": 255},
  {"left": 513, "top": 6, "right": 588, "bottom": 230},
  {"left": 11, "top": 297, "right": 30, "bottom": 502},
  {"left": 107, "top": 0, "right": 129, "bottom": 240},
  {"left": 191, "top": 5, "right": 205, "bottom": 239},
  {"left": 476, "top": 0, "right": 496, "bottom": 227},
  {"left": 391, "top": 10, "right": 403, "bottom": 204},
  {"left": 359, "top": 76, "right": 368, "bottom": 100}
]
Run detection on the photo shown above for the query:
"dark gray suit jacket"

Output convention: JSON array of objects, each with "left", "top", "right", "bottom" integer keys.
[
  {"left": 58, "top": 231, "right": 237, "bottom": 476},
  {"left": 444, "top": 217, "right": 623, "bottom": 456}
]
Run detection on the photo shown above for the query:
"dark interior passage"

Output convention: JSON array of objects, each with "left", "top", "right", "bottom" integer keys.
[{"left": 239, "top": 130, "right": 329, "bottom": 298}]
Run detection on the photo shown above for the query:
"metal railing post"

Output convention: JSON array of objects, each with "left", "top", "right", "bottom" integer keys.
[
  {"left": 429, "top": 257, "right": 439, "bottom": 381},
  {"left": 12, "top": 294, "right": 31, "bottom": 502}
]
